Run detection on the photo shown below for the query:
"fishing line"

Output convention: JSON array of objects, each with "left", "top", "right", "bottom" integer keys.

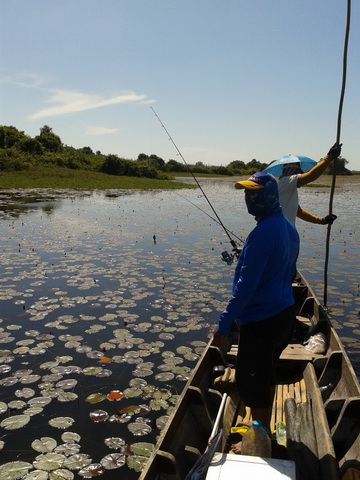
[
  {"left": 150, "top": 106, "right": 238, "bottom": 251},
  {"left": 323, "top": 0, "right": 351, "bottom": 308},
  {"left": 174, "top": 191, "right": 245, "bottom": 244}
]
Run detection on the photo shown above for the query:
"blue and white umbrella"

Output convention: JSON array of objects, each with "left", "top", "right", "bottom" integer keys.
[{"left": 265, "top": 155, "right": 317, "bottom": 177}]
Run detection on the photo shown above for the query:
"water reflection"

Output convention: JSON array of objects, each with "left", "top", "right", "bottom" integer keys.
[{"left": 0, "top": 189, "right": 143, "bottom": 219}]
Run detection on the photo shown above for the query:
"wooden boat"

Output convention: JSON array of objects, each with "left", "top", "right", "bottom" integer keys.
[{"left": 139, "top": 271, "right": 360, "bottom": 480}]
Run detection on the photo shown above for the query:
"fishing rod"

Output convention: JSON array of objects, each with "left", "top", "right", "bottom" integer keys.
[{"left": 151, "top": 106, "right": 240, "bottom": 264}]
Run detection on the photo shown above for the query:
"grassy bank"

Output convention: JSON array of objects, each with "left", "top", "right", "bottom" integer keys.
[{"left": 0, "top": 167, "right": 195, "bottom": 190}]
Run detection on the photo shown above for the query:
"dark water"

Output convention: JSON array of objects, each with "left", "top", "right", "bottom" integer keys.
[{"left": 0, "top": 178, "right": 359, "bottom": 478}]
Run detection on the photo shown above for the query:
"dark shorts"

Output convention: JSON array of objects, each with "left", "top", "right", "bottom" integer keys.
[{"left": 235, "top": 305, "right": 295, "bottom": 408}]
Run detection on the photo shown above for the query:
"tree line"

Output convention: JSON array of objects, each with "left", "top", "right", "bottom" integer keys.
[{"left": 0, "top": 125, "right": 352, "bottom": 179}]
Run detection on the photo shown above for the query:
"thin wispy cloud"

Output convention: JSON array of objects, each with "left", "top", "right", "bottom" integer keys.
[
  {"left": 0, "top": 71, "right": 44, "bottom": 88},
  {"left": 28, "top": 89, "right": 153, "bottom": 120},
  {"left": 85, "top": 126, "right": 118, "bottom": 136}
]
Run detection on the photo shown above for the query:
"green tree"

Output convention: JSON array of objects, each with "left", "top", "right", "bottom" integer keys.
[
  {"left": 137, "top": 153, "right": 165, "bottom": 170},
  {"left": 17, "top": 137, "right": 43, "bottom": 154},
  {"left": 137, "top": 153, "right": 148, "bottom": 162},
  {"left": 190, "top": 162, "right": 208, "bottom": 174},
  {"left": 100, "top": 155, "right": 132, "bottom": 176},
  {"left": 211, "top": 165, "right": 231, "bottom": 175},
  {"left": 164, "top": 159, "right": 186, "bottom": 172},
  {"left": 324, "top": 156, "right": 352, "bottom": 175},
  {"left": 36, "top": 125, "right": 63, "bottom": 153},
  {"left": 148, "top": 154, "right": 165, "bottom": 170},
  {"left": 81, "top": 146, "right": 94, "bottom": 155},
  {"left": 228, "top": 160, "right": 246, "bottom": 173},
  {"left": 0, "top": 126, "right": 26, "bottom": 148}
]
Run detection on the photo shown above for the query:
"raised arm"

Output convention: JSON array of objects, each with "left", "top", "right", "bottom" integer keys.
[{"left": 298, "top": 143, "right": 342, "bottom": 187}]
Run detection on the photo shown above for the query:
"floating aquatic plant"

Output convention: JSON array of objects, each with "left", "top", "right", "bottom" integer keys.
[
  {"left": 100, "top": 453, "right": 126, "bottom": 469},
  {"left": 48, "top": 417, "right": 75, "bottom": 429},
  {"left": 85, "top": 393, "right": 106, "bottom": 404},
  {"left": 0, "top": 414, "right": 31, "bottom": 430},
  {"left": 31, "top": 437, "right": 58, "bottom": 453},
  {"left": 0, "top": 461, "right": 32, "bottom": 479},
  {"left": 126, "top": 454, "right": 149, "bottom": 472},
  {"left": 129, "top": 442, "right": 154, "bottom": 456},
  {"left": 62, "top": 454, "right": 92, "bottom": 470},
  {"left": 89, "top": 410, "right": 109, "bottom": 422},
  {"left": 104, "top": 437, "right": 125, "bottom": 450},
  {"left": 33, "top": 452, "right": 65, "bottom": 471},
  {"left": 127, "top": 421, "right": 152, "bottom": 436}
]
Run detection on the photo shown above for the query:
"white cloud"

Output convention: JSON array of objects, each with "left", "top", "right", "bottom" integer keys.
[
  {"left": 85, "top": 126, "right": 118, "bottom": 136},
  {"left": 28, "top": 89, "right": 153, "bottom": 120}
]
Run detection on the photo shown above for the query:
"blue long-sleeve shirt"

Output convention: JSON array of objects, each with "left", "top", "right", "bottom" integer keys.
[{"left": 217, "top": 212, "right": 299, "bottom": 334}]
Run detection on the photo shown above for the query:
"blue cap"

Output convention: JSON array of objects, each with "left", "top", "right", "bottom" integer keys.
[{"left": 235, "top": 171, "right": 277, "bottom": 191}]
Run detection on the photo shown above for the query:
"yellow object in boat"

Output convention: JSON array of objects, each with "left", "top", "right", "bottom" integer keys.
[{"left": 230, "top": 425, "right": 249, "bottom": 435}]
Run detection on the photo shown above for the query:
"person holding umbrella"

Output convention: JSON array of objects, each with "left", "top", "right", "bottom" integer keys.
[{"left": 265, "top": 143, "right": 342, "bottom": 226}]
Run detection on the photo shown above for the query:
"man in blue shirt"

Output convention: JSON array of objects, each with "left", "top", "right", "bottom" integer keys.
[{"left": 213, "top": 171, "right": 299, "bottom": 435}]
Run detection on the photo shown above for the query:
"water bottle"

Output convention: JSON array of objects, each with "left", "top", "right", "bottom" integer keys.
[
  {"left": 241, "top": 420, "right": 271, "bottom": 457},
  {"left": 276, "top": 421, "right": 287, "bottom": 447}
]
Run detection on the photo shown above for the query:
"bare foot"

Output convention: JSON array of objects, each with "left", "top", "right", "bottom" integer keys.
[{"left": 230, "top": 441, "right": 242, "bottom": 455}]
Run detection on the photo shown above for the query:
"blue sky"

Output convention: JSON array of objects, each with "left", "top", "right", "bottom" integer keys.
[{"left": 1, "top": 0, "right": 359, "bottom": 169}]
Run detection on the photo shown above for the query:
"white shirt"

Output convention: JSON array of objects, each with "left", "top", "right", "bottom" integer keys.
[{"left": 277, "top": 174, "right": 301, "bottom": 225}]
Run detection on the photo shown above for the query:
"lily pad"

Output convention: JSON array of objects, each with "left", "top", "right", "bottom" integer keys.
[
  {"left": 33, "top": 453, "right": 66, "bottom": 471},
  {"left": 89, "top": 410, "right": 109, "bottom": 422},
  {"left": 0, "top": 401, "right": 8, "bottom": 414},
  {"left": 127, "top": 422, "right": 152, "bottom": 436},
  {"left": 85, "top": 393, "right": 106, "bottom": 404},
  {"left": 14, "top": 388, "right": 36, "bottom": 399},
  {"left": 126, "top": 455, "right": 149, "bottom": 472},
  {"left": 24, "top": 470, "right": 49, "bottom": 480},
  {"left": 32, "top": 437, "right": 58, "bottom": 453},
  {"left": 155, "top": 372, "right": 174, "bottom": 382},
  {"left": 156, "top": 415, "right": 170, "bottom": 430},
  {"left": 100, "top": 453, "right": 126, "bottom": 469},
  {"left": 0, "top": 414, "right": 31, "bottom": 430},
  {"left": 129, "top": 442, "right": 154, "bottom": 457},
  {"left": 77, "top": 463, "right": 105, "bottom": 478},
  {"left": 104, "top": 437, "right": 125, "bottom": 449},
  {"left": 62, "top": 454, "right": 92, "bottom": 470},
  {"left": 48, "top": 417, "right": 75, "bottom": 429},
  {"left": 0, "top": 461, "right": 32, "bottom": 479},
  {"left": 61, "top": 432, "right": 81, "bottom": 443},
  {"left": 48, "top": 470, "right": 74, "bottom": 480}
]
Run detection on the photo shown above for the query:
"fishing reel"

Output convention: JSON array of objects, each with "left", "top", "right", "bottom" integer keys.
[
  {"left": 221, "top": 243, "right": 242, "bottom": 266},
  {"left": 221, "top": 250, "right": 235, "bottom": 265}
]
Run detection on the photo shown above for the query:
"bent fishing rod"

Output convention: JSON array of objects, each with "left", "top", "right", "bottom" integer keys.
[{"left": 150, "top": 106, "right": 240, "bottom": 264}]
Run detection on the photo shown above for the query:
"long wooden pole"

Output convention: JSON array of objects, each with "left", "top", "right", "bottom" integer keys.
[{"left": 323, "top": 0, "right": 351, "bottom": 307}]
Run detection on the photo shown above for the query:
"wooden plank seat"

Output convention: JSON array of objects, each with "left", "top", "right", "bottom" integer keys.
[
  {"left": 228, "top": 342, "right": 325, "bottom": 362},
  {"left": 228, "top": 314, "right": 330, "bottom": 363}
]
